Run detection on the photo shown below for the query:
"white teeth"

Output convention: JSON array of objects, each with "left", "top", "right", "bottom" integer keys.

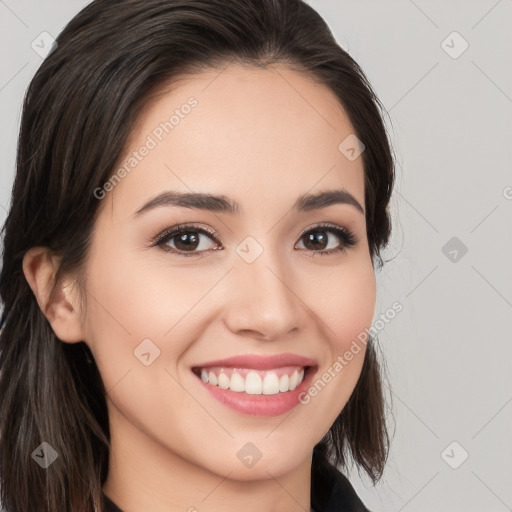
[
  {"left": 279, "top": 374, "right": 289, "bottom": 392},
  {"left": 229, "top": 372, "right": 245, "bottom": 392},
  {"left": 290, "top": 368, "right": 306, "bottom": 390},
  {"left": 262, "top": 373, "right": 280, "bottom": 395},
  {"left": 198, "top": 367, "right": 306, "bottom": 394},
  {"left": 245, "top": 372, "right": 262, "bottom": 394},
  {"left": 289, "top": 370, "right": 298, "bottom": 390},
  {"left": 217, "top": 372, "right": 230, "bottom": 389}
]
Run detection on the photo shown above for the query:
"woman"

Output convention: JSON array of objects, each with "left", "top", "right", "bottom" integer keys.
[{"left": 0, "top": 0, "right": 396, "bottom": 510}]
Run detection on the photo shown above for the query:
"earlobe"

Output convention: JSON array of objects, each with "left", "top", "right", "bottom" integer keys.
[{"left": 22, "top": 246, "right": 86, "bottom": 343}]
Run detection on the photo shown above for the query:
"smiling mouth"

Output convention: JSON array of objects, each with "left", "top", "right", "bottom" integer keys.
[{"left": 191, "top": 365, "right": 314, "bottom": 395}]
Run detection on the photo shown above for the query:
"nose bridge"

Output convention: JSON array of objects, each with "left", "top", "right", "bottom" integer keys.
[{"left": 224, "top": 237, "right": 302, "bottom": 338}]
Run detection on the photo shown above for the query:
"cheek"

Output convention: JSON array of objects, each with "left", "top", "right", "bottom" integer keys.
[
  {"left": 298, "top": 258, "right": 376, "bottom": 414},
  {"left": 308, "top": 258, "right": 377, "bottom": 351},
  {"left": 81, "top": 244, "right": 220, "bottom": 394},
  {"left": 84, "top": 244, "right": 199, "bottom": 342},
  {"left": 81, "top": 249, "right": 201, "bottom": 436}
]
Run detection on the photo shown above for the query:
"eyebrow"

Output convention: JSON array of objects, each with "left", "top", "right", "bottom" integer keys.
[{"left": 132, "top": 188, "right": 365, "bottom": 217}]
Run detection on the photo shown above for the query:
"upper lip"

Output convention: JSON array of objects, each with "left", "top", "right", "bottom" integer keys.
[{"left": 192, "top": 353, "right": 318, "bottom": 371}]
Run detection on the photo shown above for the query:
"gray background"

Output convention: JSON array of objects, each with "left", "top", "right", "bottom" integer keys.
[{"left": 1, "top": 1, "right": 511, "bottom": 511}]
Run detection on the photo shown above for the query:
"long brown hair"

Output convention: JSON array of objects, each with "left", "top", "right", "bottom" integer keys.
[{"left": 0, "top": 0, "right": 396, "bottom": 510}]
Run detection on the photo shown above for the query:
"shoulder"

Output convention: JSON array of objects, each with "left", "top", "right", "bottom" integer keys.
[{"left": 311, "top": 448, "right": 372, "bottom": 512}]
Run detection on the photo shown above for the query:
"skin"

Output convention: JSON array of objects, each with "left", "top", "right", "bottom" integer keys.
[{"left": 23, "top": 63, "right": 376, "bottom": 512}]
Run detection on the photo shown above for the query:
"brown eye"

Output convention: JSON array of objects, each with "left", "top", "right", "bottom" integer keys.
[
  {"left": 296, "top": 224, "right": 357, "bottom": 257},
  {"left": 151, "top": 222, "right": 357, "bottom": 258},
  {"left": 153, "top": 224, "right": 221, "bottom": 257}
]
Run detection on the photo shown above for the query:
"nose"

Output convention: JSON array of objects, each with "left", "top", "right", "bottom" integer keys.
[{"left": 222, "top": 250, "right": 304, "bottom": 341}]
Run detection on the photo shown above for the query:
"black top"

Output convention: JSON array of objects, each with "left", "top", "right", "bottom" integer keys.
[{"left": 103, "top": 447, "right": 371, "bottom": 512}]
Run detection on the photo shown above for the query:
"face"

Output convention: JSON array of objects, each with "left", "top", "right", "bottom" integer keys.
[{"left": 81, "top": 63, "right": 376, "bottom": 480}]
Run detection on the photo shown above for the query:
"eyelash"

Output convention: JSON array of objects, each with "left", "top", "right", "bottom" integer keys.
[{"left": 150, "top": 222, "right": 358, "bottom": 258}]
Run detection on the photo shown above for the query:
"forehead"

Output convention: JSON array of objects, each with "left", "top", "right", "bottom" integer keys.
[{"left": 105, "top": 63, "right": 365, "bottom": 220}]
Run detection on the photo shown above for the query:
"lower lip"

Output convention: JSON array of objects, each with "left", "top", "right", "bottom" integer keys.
[{"left": 193, "top": 367, "right": 317, "bottom": 417}]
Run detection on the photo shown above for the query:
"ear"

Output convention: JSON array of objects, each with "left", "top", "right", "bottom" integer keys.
[{"left": 22, "top": 246, "right": 86, "bottom": 343}]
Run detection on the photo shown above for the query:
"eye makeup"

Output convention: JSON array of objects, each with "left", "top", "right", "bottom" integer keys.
[{"left": 148, "top": 221, "right": 358, "bottom": 258}]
